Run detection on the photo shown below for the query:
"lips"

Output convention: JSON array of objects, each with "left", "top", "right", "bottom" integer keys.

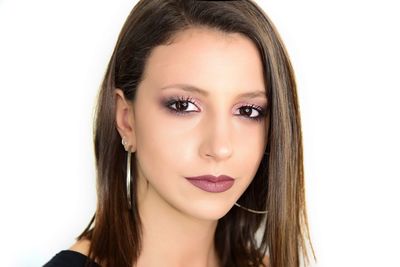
[{"left": 185, "top": 175, "right": 235, "bottom": 193}]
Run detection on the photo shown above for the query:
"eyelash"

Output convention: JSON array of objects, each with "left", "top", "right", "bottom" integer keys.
[{"left": 164, "top": 96, "right": 267, "bottom": 122}]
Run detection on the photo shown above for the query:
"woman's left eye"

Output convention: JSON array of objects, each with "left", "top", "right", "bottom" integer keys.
[
  {"left": 234, "top": 104, "right": 266, "bottom": 122},
  {"left": 164, "top": 96, "right": 267, "bottom": 122}
]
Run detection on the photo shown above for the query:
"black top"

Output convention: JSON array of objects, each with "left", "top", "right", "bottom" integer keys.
[{"left": 43, "top": 250, "right": 100, "bottom": 267}]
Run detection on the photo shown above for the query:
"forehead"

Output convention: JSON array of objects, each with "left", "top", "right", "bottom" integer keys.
[{"left": 142, "top": 27, "right": 266, "bottom": 95}]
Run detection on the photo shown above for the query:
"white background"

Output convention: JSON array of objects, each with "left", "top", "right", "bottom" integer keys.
[{"left": 0, "top": 1, "right": 399, "bottom": 266}]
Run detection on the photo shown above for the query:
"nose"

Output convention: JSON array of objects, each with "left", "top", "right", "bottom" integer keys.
[{"left": 199, "top": 112, "right": 233, "bottom": 161}]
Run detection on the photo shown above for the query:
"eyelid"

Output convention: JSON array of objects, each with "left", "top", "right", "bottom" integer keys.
[
  {"left": 165, "top": 95, "right": 266, "bottom": 111},
  {"left": 236, "top": 103, "right": 265, "bottom": 111},
  {"left": 234, "top": 103, "right": 267, "bottom": 118},
  {"left": 165, "top": 95, "right": 201, "bottom": 111}
]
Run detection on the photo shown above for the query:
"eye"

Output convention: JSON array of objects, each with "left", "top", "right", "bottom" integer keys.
[
  {"left": 235, "top": 104, "right": 267, "bottom": 122},
  {"left": 164, "top": 96, "right": 267, "bottom": 122},
  {"left": 165, "top": 96, "right": 199, "bottom": 115}
]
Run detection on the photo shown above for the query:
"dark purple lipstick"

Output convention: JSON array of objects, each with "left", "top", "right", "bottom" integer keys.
[{"left": 185, "top": 175, "right": 235, "bottom": 193}]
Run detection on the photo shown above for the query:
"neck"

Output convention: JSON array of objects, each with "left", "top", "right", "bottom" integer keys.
[{"left": 136, "top": 182, "right": 220, "bottom": 267}]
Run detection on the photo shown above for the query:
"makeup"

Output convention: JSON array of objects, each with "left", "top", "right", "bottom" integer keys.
[
  {"left": 161, "top": 95, "right": 268, "bottom": 122},
  {"left": 185, "top": 175, "right": 235, "bottom": 193}
]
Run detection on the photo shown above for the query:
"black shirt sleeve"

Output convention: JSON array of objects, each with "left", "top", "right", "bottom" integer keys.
[{"left": 43, "top": 250, "right": 100, "bottom": 267}]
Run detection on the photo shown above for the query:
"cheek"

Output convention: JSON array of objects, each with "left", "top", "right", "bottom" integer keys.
[
  {"left": 234, "top": 124, "right": 266, "bottom": 178},
  {"left": 134, "top": 105, "right": 196, "bottom": 180},
  {"left": 234, "top": 119, "right": 266, "bottom": 152}
]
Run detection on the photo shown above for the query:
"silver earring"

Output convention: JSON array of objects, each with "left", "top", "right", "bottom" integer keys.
[
  {"left": 121, "top": 136, "right": 128, "bottom": 150},
  {"left": 233, "top": 150, "right": 269, "bottom": 214},
  {"left": 122, "top": 136, "right": 132, "bottom": 210}
]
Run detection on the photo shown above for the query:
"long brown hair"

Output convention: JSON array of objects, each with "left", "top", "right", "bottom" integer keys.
[{"left": 77, "top": 0, "right": 314, "bottom": 266}]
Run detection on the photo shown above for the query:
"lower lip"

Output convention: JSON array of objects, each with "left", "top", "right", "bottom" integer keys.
[{"left": 186, "top": 179, "right": 235, "bottom": 193}]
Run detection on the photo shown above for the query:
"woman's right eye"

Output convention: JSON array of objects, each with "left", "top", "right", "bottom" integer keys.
[{"left": 165, "top": 96, "right": 200, "bottom": 115}]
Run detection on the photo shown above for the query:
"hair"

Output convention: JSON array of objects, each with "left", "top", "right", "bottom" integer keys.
[{"left": 77, "top": 0, "right": 314, "bottom": 266}]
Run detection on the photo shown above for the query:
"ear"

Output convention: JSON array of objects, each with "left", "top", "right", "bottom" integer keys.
[{"left": 115, "top": 88, "right": 137, "bottom": 152}]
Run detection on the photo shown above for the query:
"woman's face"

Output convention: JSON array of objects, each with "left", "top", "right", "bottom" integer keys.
[{"left": 132, "top": 27, "right": 268, "bottom": 220}]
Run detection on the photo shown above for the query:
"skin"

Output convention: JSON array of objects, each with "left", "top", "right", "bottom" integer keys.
[{"left": 70, "top": 27, "right": 269, "bottom": 267}]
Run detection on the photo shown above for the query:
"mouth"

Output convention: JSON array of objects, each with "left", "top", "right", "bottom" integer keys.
[{"left": 184, "top": 175, "right": 235, "bottom": 193}]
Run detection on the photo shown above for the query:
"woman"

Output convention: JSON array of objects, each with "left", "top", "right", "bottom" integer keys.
[{"left": 44, "top": 0, "right": 313, "bottom": 266}]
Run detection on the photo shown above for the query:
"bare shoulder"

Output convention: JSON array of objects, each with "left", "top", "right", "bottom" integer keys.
[
  {"left": 261, "top": 255, "right": 270, "bottom": 267},
  {"left": 69, "top": 239, "right": 91, "bottom": 256}
]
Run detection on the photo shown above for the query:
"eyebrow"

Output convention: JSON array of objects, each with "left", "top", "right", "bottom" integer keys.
[{"left": 160, "top": 83, "right": 267, "bottom": 99}]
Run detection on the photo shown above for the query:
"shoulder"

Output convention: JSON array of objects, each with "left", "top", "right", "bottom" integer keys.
[
  {"left": 43, "top": 242, "right": 97, "bottom": 267},
  {"left": 69, "top": 239, "right": 91, "bottom": 256},
  {"left": 261, "top": 255, "right": 270, "bottom": 267}
]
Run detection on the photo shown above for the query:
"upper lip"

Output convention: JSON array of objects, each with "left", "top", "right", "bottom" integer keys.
[{"left": 185, "top": 175, "right": 234, "bottom": 182}]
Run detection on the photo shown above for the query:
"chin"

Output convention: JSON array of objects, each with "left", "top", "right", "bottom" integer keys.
[{"left": 182, "top": 202, "right": 234, "bottom": 221}]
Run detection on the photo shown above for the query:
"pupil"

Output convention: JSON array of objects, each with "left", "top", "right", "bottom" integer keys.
[
  {"left": 241, "top": 107, "right": 251, "bottom": 116},
  {"left": 177, "top": 101, "right": 188, "bottom": 111}
]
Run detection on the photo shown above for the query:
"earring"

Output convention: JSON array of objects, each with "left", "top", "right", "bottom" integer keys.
[
  {"left": 122, "top": 136, "right": 132, "bottom": 210},
  {"left": 121, "top": 136, "right": 128, "bottom": 151},
  {"left": 233, "top": 150, "right": 269, "bottom": 214}
]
